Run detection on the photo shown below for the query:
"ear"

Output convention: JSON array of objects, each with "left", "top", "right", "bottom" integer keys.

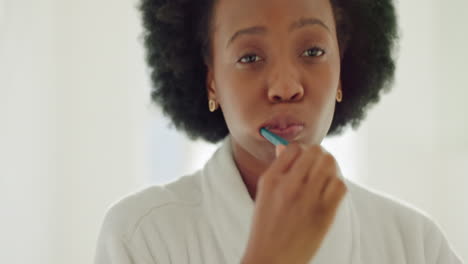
[{"left": 206, "top": 65, "right": 216, "bottom": 99}]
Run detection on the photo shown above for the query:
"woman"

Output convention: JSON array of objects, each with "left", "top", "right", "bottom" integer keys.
[{"left": 95, "top": 0, "right": 464, "bottom": 263}]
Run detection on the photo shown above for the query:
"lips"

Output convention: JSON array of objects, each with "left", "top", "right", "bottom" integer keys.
[{"left": 260, "top": 115, "right": 305, "bottom": 141}]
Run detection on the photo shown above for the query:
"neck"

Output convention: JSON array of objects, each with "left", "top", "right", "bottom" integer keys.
[{"left": 230, "top": 137, "right": 272, "bottom": 201}]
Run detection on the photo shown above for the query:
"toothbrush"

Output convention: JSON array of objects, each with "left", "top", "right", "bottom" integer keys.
[{"left": 260, "top": 127, "right": 289, "bottom": 146}]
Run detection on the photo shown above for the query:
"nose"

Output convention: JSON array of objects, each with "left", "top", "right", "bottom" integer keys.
[{"left": 267, "top": 66, "right": 304, "bottom": 103}]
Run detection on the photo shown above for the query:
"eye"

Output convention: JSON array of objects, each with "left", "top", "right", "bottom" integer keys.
[
  {"left": 301, "top": 47, "right": 325, "bottom": 57},
  {"left": 238, "top": 54, "right": 263, "bottom": 64}
]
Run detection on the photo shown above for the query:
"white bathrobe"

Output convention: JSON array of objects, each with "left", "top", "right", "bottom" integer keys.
[{"left": 94, "top": 136, "right": 464, "bottom": 264}]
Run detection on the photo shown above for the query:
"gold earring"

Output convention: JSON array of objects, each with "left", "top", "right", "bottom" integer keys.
[
  {"left": 208, "top": 99, "right": 218, "bottom": 112},
  {"left": 336, "top": 89, "right": 343, "bottom": 103}
]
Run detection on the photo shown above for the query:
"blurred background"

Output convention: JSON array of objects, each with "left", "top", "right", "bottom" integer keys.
[{"left": 0, "top": 0, "right": 467, "bottom": 263}]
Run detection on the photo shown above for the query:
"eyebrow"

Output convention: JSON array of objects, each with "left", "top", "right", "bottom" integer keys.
[{"left": 227, "top": 17, "right": 330, "bottom": 48}]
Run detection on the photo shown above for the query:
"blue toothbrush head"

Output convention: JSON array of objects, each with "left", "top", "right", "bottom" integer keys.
[{"left": 260, "top": 128, "right": 289, "bottom": 146}]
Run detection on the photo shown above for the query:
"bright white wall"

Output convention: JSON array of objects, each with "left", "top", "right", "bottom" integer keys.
[
  {"left": 1, "top": 1, "right": 62, "bottom": 263},
  {"left": 352, "top": 0, "right": 468, "bottom": 260},
  {"left": 0, "top": 0, "right": 466, "bottom": 264},
  {"left": 1, "top": 0, "right": 152, "bottom": 263}
]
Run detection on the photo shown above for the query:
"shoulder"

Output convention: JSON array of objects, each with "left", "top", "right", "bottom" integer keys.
[
  {"left": 344, "top": 178, "right": 432, "bottom": 224},
  {"left": 344, "top": 178, "right": 437, "bottom": 241},
  {"left": 98, "top": 170, "right": 203, "bottom": 241},
  {"left": 344, "top": 179, "right": 463, "bottom": 263}
]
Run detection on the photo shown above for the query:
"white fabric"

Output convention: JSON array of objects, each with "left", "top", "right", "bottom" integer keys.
[{"left": 94, "top": 136, "right": 464, "bottom": 264}]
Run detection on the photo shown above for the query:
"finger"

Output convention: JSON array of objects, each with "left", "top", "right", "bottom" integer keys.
[
  {"left": 265, "top": 143, "right": 302, "bottom": 177},
  {"left": 320, "top": 177, "right": 347, "bottom": 210},
  {"left": 275, "top": 144, "right": 287, "bottom": 158},
  {"left": 308, "top": 153, "right": 336, "bottom": 194},
  {"left": 304, "top": 154, "right": 332, "bottom": 201},
  {"left": 283, "top": 145, "right": 321, "bottom": 190}
]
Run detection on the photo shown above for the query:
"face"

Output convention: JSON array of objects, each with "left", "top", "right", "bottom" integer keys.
[{"left": 206, "top": 0, "right": 342, "bottom": 162}]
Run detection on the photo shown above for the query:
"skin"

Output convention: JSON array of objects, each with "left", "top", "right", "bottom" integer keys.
[{"left": 206, "top": 0, "right": 343, "bottom": 200}]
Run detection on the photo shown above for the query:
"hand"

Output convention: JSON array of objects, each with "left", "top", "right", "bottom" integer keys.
[{"left": 242, "top": 143, "right": 347, "bottom": 264}]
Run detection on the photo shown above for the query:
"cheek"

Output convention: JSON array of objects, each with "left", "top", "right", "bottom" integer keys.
[
  {"left": 304, "top": 65, "right": 339, "bottom": 104},
  {"left": 215, "top": 67, "right": 261, "bottom": 124},
  {"left": 217, "top": 60, "right": 261, "bottom": 97},
  {"left": 313, "top": 67, "right": 340, "bottom": 131},
  {"left": 302, "top": 64, "right": 340, "bottom": 135}
]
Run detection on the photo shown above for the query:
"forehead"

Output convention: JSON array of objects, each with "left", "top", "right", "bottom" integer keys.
[{"left": 211, "top": 0, "right": 336, "bottom": 38}]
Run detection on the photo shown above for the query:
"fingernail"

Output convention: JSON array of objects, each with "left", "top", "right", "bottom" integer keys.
[{"left": 275, "top": 144, "right": 286, "bottom": 157}]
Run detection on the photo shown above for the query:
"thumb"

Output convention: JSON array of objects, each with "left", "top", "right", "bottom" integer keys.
[{"left": 275, "top": 144, "right": 286, "bottom": 158}]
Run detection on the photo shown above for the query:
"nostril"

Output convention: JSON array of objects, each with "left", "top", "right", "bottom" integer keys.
[
  {"left": 268, "top": 83, "right": 304, "bottom": 103},
  {"left": 273, "top": 95, "right": 282, "bottom": 102}
]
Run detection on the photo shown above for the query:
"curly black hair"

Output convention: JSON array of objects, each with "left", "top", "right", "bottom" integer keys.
[{"left": 139, "top": 0, "right": 399, "bottom": 143}]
